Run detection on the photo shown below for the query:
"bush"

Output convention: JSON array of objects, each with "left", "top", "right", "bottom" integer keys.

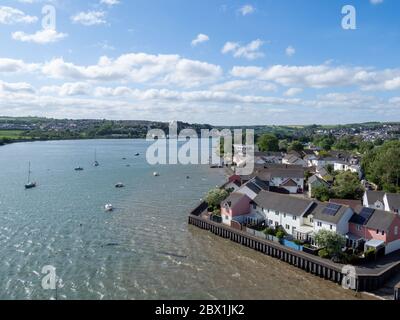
[
  {"left": 276, "top": 230, "right": 285, "bottom": 240},
  {"left": 294, "top": 239, "right": 303, "bottom": 246},
  {"left": 264, "top": 228, "right": 276, "bottom": 236},
  {"left": 364, "top": 248, "right": 377, "bottom": 261},
  {"left": 318, "top": 249, "right": 330, "bottom": 259}
]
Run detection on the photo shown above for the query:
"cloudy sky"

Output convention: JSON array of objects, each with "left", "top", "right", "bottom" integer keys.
[{"left": 0, "top": 0, "right": 399, "bottom": 125}]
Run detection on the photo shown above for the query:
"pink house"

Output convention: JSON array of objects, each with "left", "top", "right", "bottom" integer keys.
[
  {"left": 221, "top": 193, "right": 251, "bottom": 226},
  {"left": 348, "top": 207, "right": 400, "bottom": 255}
]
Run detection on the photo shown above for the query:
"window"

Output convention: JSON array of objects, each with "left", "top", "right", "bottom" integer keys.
[
  {"left": 253, "top": 204, "right": 257, "bottom": 209},
  {"left": 275, "top": 211, "right": 279, "bottom": 216},
  {"left": 310, "top": 218, "right": 314, "bottom": 223},
  {"left": 317, "top": 222, "right": 322, "bottom": 227},
  {"left": 275, "top": 222, "right": 279, "bottom": 227},
  {"left": 225, "top": 216, "right": 229, "bottom": 220},
  {"left": 269, "top": 220, "right": 273, "bottom": 226},
  {"left": 286, "top": 224, "right": 290, "bottom": 230},
  {"left": 357, "top": 225, "right": 362, "bottom": 231},
  {"left": 283, "top": 213, "right": 286, "bottom": 218},
  {"left": 376, "top": 229, "right": 380, "bottom": 234},
  {"left": 330, "top": 225, "right": 333, "bottom": 230},
  {"left": 382, "top": 231, "right": 385, "bottom": 236},
  {"left": 293, "top": 216, "right": 297, "bottom": 221},
  {"left": 395, "top": 226, "right": 399, "bottom": 236}
]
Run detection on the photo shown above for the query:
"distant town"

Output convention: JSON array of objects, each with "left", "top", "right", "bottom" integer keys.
[{"left": 1, "top": 116, "right": 400, "bottom": 145}]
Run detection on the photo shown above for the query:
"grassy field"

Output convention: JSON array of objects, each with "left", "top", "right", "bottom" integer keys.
[{"left": 0, "top": 130, "right": 27, "bottom": 140}]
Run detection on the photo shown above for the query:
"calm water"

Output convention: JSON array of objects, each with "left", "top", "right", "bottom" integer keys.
[{"left": 0, "top": 140, "right": 367, "bottom": 300}]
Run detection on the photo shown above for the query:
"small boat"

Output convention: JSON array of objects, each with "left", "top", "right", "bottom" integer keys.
[
  {"left": 25, "top": 162, "right": 37, "bottom": 189},
  {"left": 135, "top": 153, "right": 140, "bottom": 156},
  {"left": 153, "top": 172, "right": 160, "bottom": 177},
  {"left": 104, "top": 204, "right": 113, "bottom": 212},
  {"left": 115, "top": 183, "right": 125, "bottom": 188},
  {"left": 74, "top": 167, "right": 84, "bottom": 171},
  {"left": 122, "top": 157, "right": 127, "bottom": 160}
]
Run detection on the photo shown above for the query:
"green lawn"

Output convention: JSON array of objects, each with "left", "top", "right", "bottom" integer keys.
[{"left": 0, "top": 130, "right": 29, "bottom": 140}]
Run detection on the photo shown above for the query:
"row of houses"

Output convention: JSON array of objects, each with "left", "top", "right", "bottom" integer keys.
[
  {"left": 220, "top": 182, "right": 400, "bottom": 255},
  {"left": 233, "top": 144, "right": 363, "bottom": 179}
]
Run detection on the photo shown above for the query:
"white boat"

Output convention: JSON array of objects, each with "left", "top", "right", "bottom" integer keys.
[
  {"left": 153, "top": 172, "right": 160, "bottom": 177},
  {"left": 104, "top": 204, "right": 113, "bottom": 212}
]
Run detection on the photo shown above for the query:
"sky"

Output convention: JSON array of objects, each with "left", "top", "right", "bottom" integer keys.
[{"left": 0, "top": 0, "right": 399, "bottom": 125}]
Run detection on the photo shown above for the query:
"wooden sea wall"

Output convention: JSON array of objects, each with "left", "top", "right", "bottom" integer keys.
[{"left": 188, "top": 213, "right": 400, "bottom": 293}]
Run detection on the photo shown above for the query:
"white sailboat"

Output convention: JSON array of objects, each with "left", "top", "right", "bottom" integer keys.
[{"left": 25, "top": 162, "right": 37, "bottom": 189}]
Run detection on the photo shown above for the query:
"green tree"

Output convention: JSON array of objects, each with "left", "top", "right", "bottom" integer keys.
[
  {"left": 288, "top": 141, "right": 304, "bottom": 153},
  {"left": 358, "top": 141, "right": 374, "bottom": 154},
  {"left": 332, "top": 171, "right": 364, "bottom": 199},
  {"left": 313, "top": 135, "right": 336, "bottom": 151},
  {"left": 278, "top": 139, "right": 288, "bottom": 152},
  {"left": 332, "top": 136, "right": 357, "bottom": 151},
  {"left": 205, "top": 188, "right": 229, "bottom": 209},
  {"left": 257, "top": 134, "right": 279, "bottom": 152},
  {"left": 362, "top": 141, "right": 400, "bottom": 192},
  {"left": 312, "top": 185, "right": 332, "bottom": 202},
  {"left": 314, "top": 230, "right": 346, "bottom": 257}
]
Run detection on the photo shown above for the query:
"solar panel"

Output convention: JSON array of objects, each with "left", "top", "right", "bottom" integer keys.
[
  {"left": 359, "top": 207, "right": 375, "bottom": 225},
  {"left": 323, "top": 203, "right": 341, "bottom": 216}
]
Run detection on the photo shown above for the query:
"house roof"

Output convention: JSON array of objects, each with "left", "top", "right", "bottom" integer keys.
[
  {"left": 365, "top": 191, "right": 385, "bottom": 205},
  {"left": 311, "top": 202, "right": 351, "bottom": 225},
  {"left": 350, "top": 206, "right": 396, "bottom": 231},
  {"left": 254, "top": 191, "right": 314, "bottom": 217},
  {"left": 221, "top": 193, "right": 250, "bottom": 208},
  {"left": 330, "top": 199, "right": 362, "bottom": 211},
  {"left": 385, "top": 193, "right": 400, "bottom": 211},
  {"left": 281, "top": 179, "right": 298, "bottom": 187},
  {"left": 241, "top": 164, "right": 304, "bottom": 181},
  {"left": 309, "top": 174, "right": 329, "bottom": 186}
]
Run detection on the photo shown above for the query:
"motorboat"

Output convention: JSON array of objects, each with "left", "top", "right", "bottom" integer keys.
[
  {"left": 115, "top": 183, "right": 125, "bottom": 188},
  {"left": 104, "top": 204, "right": 113, "bottom": 212}
]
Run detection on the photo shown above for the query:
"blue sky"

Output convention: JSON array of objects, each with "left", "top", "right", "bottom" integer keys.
[{"left": 0, "top": 0, "right": 399, "bottom": 125}]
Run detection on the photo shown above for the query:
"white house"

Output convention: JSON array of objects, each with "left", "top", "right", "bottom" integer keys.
[
  {"left": 251, "top": 191, "right": 354, "bottom": 240},
  {"left": 363, "top": 191, "right": 386, "bottom": 211}
]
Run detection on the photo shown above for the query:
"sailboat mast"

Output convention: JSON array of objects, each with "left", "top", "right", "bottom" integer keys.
[{"left": 27, "top": 161, "right": 31, "bottom": 183}]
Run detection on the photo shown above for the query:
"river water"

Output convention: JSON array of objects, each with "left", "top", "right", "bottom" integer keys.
[{"left": 0, "top": 139, "right": 369, "bottom": 300}]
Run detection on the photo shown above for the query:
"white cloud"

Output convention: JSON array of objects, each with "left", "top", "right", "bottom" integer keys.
[
  {"left": 41, "top": 53, "right": 222, "bottom": 88},
  {"left": 191, "top": 34, "right": 209, "bottom": 47},
  {"left": 238, "top": 5, "right": 255, "bottom": 16},
  {"left": 100, "top": 0, "right": 120, "bottom": 6},
  {"left": 222, "top": 39, "right": 264, "bottom": 60},
  {"left": 0, "top": 81, "right": 35, "bottom": 93},
  {"left": 286, "top": 46, "right": 296, "bottom": 57},
  {"left": 0, "top": 58, "right": 39, "bottom": 73},
  {"left": 0, "top": 6, "right": 38, "bottom": 24},
  {"left": 12, "top": 29, "right": 67, "bottom": 44},
  {"left": 40, "top": 82, "right": 91, "bottom": 96},
  {"left": 71, "top": 11, "right": 106, "bottom": 26},
  {"left": 284, "top": 88, "right": 303, "bottom": 97},
  {"left": 230, "top": 64, "right": 400, "bottom": 90}
]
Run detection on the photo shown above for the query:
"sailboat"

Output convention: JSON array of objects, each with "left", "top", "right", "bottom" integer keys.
[
  {"left": 25, "top": 162, "right": 37, "bottom": 189},
  {"left": 93, "top": 149, "right": 99, "bottom": 167}
]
